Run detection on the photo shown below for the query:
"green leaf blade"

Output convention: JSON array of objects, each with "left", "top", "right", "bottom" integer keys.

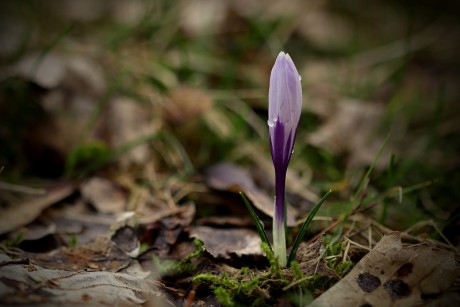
[
  {"left": 239, "top": 192, "right": 272, "bottom": 251},
  {"left": 287, "top": 190, "right": 332, "bottom": 266}
]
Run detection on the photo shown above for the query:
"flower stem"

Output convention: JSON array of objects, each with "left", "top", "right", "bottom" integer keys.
[{"left": 273, "top": 169, "right": 287, "bottom": 266}]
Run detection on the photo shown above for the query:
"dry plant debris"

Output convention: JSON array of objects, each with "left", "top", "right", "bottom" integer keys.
[
  {"left": 205, "top": 162, "right": 299, "bottom": 226},
  {"left": 1, "top": 0, "right": 459, "bottom": 305},
  {"left": 0, "top": 253, "right": 160, "bottom": 306},
  {"left": 0, "top": 183, "right": 75, "bottom": 235},
  {"left": 311, "top": 232, "right": 460, "bottom": 306},
  {"left": 81, "top": 176, "right": 127, "bottom": 213},
  {"left": 190, "top": 226, "right": 262, "bottom": 259}
]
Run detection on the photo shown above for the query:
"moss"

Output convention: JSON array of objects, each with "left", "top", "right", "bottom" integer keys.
[
  {"left": 325, "top": 241, "right": 343, "bottom": 257},
  {"left": 153, "top": 239, "right": 204, "bottom": 276},
  {"left": 335, "top": 261, "right": 353, "bottom": 276},
  {"left": 194, "top": 272, "right": 240, "bottom": 289},
  {"left": 184, "top": 239, "right": 204, "bottom": 261},
  {"left": 289, "top": 261, "right": 303, "bottom": 280},
  {"left": 308, "top": 274, "right": 338, "bottom": 292},
  {"left": 214, "top": 286, "right": 235, "bottom": 307},
  {"left": 261, "top": 242, "right": 279, "bottom": 270},
  {"left": 285, "top": 288, "right": 313, "bottom": 306},
  {"left": 322, "top": 240, "right": 353, "bottom": 277},
  {"left": 192, "top": 241, "right": 352, "bottom": 306},
  {"left": 68, "top": 234, "right": 78, "bottom": 248},
  {"left": 155, "top": 258, "right": 196, "bottom": 275},
  {"left": 239, "top": 266, "right": 251, "bottom": 276},
  {"left": 194, "top": 272, "right": 262, "bottom": 306},
  {"left": 6, "top": 231, "right": 24, "bottom": 247}
]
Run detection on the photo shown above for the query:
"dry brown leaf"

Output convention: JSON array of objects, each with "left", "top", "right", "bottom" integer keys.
[
  {"left": 180, "top": 0, "right": 227, "bottom": 36},
  {"left": 2, "top": 53, "right": 105, "bottom": 95},
  {"left": 190, "top": 226, "right": 262, "bottom": 259},
  {"left": 139, "top": 202, "right": 196, "bottom": 226},
  {"left": 166, "top": 87, "right": 213, "bottom": 124},
  {"left": 202, "top": 108, "right": 234, "bottom": 139},
  {"left": 43, "top": 201, "right": 113, "bottom": 246},
  {"left": 143, "top": 202, "right": 196, "bottom": 258},
  {"left": 311, "top": 232, "right": 460, "bottom": 306},
  {"left": 1, "top": 53, "right": 66, "bottom": 88},
  {"left": 53, "top": 0, "right": 107, "bottom": 22},
  {"left": 81, "top": 177, "right": 127, "bottom": 213},
  {"left": 8, "top": 200, "right": 115, "bottom": 253},
  {"left": 2, "top": 53, "right": 107, "bottom": 168},
  {"left": 0, "top": 253, "right": 162, "bottom": 306},
  {"left": 25, "top": 235, "right": 131, "bottom": 272},
  {"left": 18, "top": 223, "right": 57, "bottom": 242},
  {"left": 307, "top": 99, "right": 390, "bottom": 168},
  {"left": 107, "top": 97, "right": 155, "bottom": 167},
  {"left": 110, "top": 0, "right": 146, "bottom": 25},
  {"left": 0, "top": 183, "right": 75, "bottom": 235},
  {"left": 111, "top": 226, "right": 140, "bottom": 258},
  {"left": 237, "top": 143, "right": 319, "bottom": 204},
  {"left": 205, "top": 162, "right": 298, "bottom": 226},
  {"left": 295, "top": 240, "right": 338, "bottom": 278},
  {"left": 231, "top": 0, "right": 302, "bottom": 18},
  {"left": 297, "top": 9, "right": 352, "bottom": 50}
]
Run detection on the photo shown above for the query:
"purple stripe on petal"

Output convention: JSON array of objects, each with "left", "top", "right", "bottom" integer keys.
[{"left": 275, "top": 168, "right": 286, "bottom": 224}]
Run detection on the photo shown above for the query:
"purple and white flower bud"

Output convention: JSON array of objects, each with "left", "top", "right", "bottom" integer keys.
[{"left": 268, "top": 51, "right": 302, "bottom": 266}]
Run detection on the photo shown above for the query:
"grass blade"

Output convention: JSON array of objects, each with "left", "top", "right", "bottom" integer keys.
[
  {"left": 287, "top": 190, "right": 332, "bottom": 266},
  {"left": 239, "top": 192, "right": 271, "bottom": 250},
  {"left": 351, "top": 133, "right": 390, "bottom": 211}
]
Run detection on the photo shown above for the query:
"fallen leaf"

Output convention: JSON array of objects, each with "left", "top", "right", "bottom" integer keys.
[
  {"left": 189, "top": 226, "right": 262, "bottom": 259},
  {"left": 295, "top": 240, "right": 338, "bottom": 278},
  {"left": 308, "top": 99, "right": 390, "bottom": 168},
  {"left": 205, "top": 162, "right": 298, "bottom": 226},
  {"left": 7, "top": 200, "right": 114, "bottom": 253},
  {"left": 111, "top": 225, "right": 140, "bottom": 258},
  {"left": 19, "top": 223, "right": 57, "bottom": 242},
  {"left": 297, "top": 8, "right": 352, "bottom": 50},
  {"left": 81, "top": 177, "right": 127, "bottom": 213},
  {"left": 25, "top": 235, "right": 131, "bottom": 272},
  {"left": 2, "top": 53, "right": 66, "bottom": 88},
  {"left": 180, "top": 0, "right": 227, "bottom": 36},
  {"left": 0, "top": 253, "right": 162, "bottom": 306},
  {"left": 206, "top": 162, "right": 257, "bottom": 191},
  {"left": 139, "top": 202, "right": 196, "bottom": 226},
  {"left": 107, "top": 97, "right": 155, "bottom": 168},
  {"left": 237, "top": 144, "right": 320, "bottom": 204},
  {"left": 44, "top": 202, "right": 113, "bottom": 245},
  {"left": 311, "top": 232, "right": 460, "bottom": 306},
  {"left": 166, "top": 87, "right": 213, "bottom": 124},
  {"left": 143, "top": 202, "right": 196, "bottom": 258},
  {"left": 110, "top": 0, "right": 146, "bottom": 25},
  {"left": 0, "top": 183, "right": 75, "bottom": 235},
  {"left": 54, "top": 0, "right": 107, "bottom": 22}
]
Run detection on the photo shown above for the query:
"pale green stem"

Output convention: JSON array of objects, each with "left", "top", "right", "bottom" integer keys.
[{"left": 273, "top": 216, "right": 287, "bottom": 266}]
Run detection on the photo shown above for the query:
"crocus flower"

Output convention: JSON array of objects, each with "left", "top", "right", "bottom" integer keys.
[{"left": 268, "top": 51, "right": 302, "bottom": 266}]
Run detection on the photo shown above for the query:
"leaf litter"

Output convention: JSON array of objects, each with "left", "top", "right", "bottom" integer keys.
[
  {"left": 0, "top": 183, "right": 75, "bottom": 235},
  {"left": 1, "top": 0, "right": 459, "bottom": 305},
  {"left": 190, "top": 226, "right": 262, "bottom": 259},
  {"left": 311, "top": 232, "right": 460, "bottom": 306},
  {"left": 0, "top": 252, "right": 162, "bottom": 306},
  {"left": 205, "top": 162, "right": 300, "bottom": 226}
]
